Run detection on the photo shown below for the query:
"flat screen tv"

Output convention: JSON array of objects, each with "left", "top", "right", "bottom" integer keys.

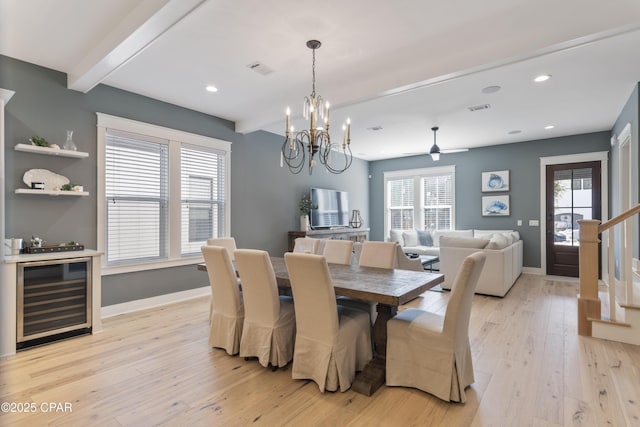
[{"left": 310, "top": 187, "right": 350, "bottom": 229}]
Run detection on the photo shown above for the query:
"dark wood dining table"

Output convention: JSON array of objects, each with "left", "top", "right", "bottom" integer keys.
[{"left": 197, "top": 257, "right": 444, "bottom": 396}]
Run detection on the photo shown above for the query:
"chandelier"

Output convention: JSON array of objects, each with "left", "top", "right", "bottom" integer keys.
[{"left": 281, "top": 40, "right": 352, "bottom": 174}]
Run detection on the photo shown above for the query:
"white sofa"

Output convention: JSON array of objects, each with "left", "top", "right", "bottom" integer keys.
[
  {"left": 389, "top": 229, "right": 523, "bottom": 297},
  {"left": 389, "top": 229, "right": 477, "bottom": 257},
  {"left": 439, "top": 233, "right": 523, "bottom": 297}
]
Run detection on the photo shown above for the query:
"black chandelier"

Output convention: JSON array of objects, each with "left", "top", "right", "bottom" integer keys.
[{"left": 281, "top": 40, "right": 352, "bottom": 174}]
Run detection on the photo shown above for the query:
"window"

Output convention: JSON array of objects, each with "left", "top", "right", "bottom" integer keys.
[
  {"left": 181, "top": 145, "right": 227, "bottom": 255},
  {"left": 97, "top": 113, "right": 231, "bottom": 274},
  {"left": 384, "top": 166, "right": 455, "bottom": 238},
  {"left": 105, "top": 131, "right": 169, "bottom": 263}
]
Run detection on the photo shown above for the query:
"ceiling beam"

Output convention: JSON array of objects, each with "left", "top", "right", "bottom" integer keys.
[{"left": 67, "top": 0, "right": 208, "bottom": 93}]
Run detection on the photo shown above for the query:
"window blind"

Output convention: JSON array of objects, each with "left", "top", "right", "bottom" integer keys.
[
  {"left": 422, "top": 174, "right": 453, "bottom": 230},
  {"left": 105, "top": 130, "right": 169, "bottom": 264},
  {"left": 181, "top": 145, "right": 227, "bottom": 255},
  {"left": 388, "top": 177, "right": 414, "bottom": 230}
]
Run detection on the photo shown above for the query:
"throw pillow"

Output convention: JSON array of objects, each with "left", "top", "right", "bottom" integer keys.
[
  {"left": 417, "top": 230, "right": 433, "bottom": 246},
  {"left": 485, "top": 233, "right": 509, "bottom": 249},
  {"left": 439, "top": 236, "right": 489, "bottom": 249},
  {"left": 510, "top": 231, "right": 520, "bottom": 242},
  {"left": 389, "top": 229, "right": 404, "bottom": 246},
  {"left": 501, "top": 232, "right": 514, "bottom": 245},
  {"left": 403, "top": 230, "right": 419, "bottom": 247}
]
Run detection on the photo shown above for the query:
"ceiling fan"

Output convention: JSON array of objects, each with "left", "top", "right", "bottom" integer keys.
[{"left": 427, "top": 126, "right": 468, "bottom": 161}]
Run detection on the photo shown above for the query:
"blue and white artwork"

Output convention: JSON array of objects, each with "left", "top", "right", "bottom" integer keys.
[
  {"left": 482, "top": 195, "right": 510, "bottom": 216},
  {"left": 481, "top": 170, "right": 510, "bottom": 192}
]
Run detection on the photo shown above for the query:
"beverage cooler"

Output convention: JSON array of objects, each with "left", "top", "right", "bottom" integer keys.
[{"left": 17, "top": 257, "right": 92, "bottom": 349}]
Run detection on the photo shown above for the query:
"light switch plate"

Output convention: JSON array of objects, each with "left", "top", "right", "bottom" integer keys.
[
  {"left": 517, "top": 219, "right": 522, "bottom": 226},
  {"left": 529, "top": 219, "right": 539, "bottom": 226}
]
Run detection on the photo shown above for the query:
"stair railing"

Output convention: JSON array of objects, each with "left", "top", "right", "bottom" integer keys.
[{"left": 578, "top": 204, "right": 640, "bottom": 336}]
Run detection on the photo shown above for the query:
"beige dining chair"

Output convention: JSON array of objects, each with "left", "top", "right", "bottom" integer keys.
[
  {"left": 358, "top": 241, "right": 397, "bottom": 268},
  {"left": 206, "top": 237, "right": 238, "bottom": 260},
  {"left": 293, "top": 237, "right": 320, "bottom": 254},
  {"left": 321, "top": 239, "right": 354, "bottom": 265},
  {"left": 338, "top": 240, "right": 398, "bottom": 323},
  {"left": 205, "top": 237, "right": 240, "bottom": 320},
  {"left": 284, "top": 252, "right": 373, "bottom": 392},
  {"left": 201, "top": 245, "right": 244, "bottom": 355},
  {"left": 234, "top": 249, "right": 296, "bottom": 368},
  {"left": 394, "top": 244, "right": 423, "bottom": 271},
  {"left": 386, "top": 252, "right": 486, "bottom": 402}
]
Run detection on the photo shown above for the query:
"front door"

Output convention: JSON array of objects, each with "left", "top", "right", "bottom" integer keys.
[{"left": 545, "top": 161, "right": 601, "bottom": 277}]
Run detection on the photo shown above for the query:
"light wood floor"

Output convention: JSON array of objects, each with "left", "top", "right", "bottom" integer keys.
[{"left": 1, "top": 274, "right": 639, "bottom": 426}]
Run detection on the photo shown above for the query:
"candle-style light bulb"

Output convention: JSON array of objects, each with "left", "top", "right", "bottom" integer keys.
[
  {"left": 285, "top": 107, "right": 291, "bottom": 135},
  {"left": 346, "top": 118, "right": 351, "bottom": 142}
]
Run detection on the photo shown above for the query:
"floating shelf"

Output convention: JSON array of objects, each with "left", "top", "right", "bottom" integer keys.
[
  {"left": 15, "top": 189, "right": 89, "bottom": 197},
  {"left": 14, "top": 143, "right": 89, "bottom": 158}
]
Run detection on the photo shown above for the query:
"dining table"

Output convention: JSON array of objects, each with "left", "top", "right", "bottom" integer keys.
[{"left": 197, "top": 257, "right": 444, "bottom": 396}]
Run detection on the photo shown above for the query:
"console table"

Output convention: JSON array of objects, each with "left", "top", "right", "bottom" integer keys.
[{"left": 288, "top": 228, "right": 369, "bottom": 252}]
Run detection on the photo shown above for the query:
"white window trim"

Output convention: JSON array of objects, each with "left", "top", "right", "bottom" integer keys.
[
  {"left": 97, "top": 113, "right": 231, "bottom": 274},
  {"left": 383, "top": 165, "right": 456, "bottom": 240}
]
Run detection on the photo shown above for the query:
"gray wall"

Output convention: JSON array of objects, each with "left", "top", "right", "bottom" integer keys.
[
  {"left": 611, "top": 83, "right": 639, "bottom": 264},
  {"left": 1, "top": 55, "right": 369, "bottom": 306},
  {"left": 368, "top": 132, "right": 611, "bottom": 268}
]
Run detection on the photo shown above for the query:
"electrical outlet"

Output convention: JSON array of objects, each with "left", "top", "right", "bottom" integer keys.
[
  {"left": 517, "top": 219, "right": 522, "bottom": 226},
  {"left": 529, "top": 219, "right": 539, "bottom": 226}
]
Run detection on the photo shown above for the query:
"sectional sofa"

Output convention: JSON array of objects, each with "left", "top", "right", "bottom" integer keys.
[{"left": 389, "top": 229, "right": 523, "bottom": 297}]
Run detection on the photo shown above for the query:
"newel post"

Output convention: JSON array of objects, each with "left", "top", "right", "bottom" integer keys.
[{"left": 577, "top": 219, "right": 601, "bottom": 336}]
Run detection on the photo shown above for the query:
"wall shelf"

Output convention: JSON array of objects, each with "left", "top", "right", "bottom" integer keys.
[
  {"left": 15, "top": 189, "right": 89, "bottom": 197},
  {"left": 14, "top": 143, "right": 89, "bottom": 158}
]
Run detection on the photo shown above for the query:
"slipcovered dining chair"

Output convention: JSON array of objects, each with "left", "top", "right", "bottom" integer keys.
[
  {"left": 234, "top": 249, "right": 296, "bottom": 368},
  {"left": 358, "top": 241, "right": 397, "bottom": 269},
  {"left": 206, "top": 237, "right": 238, "bottom": 261},
  {"left": 322, "top": 239, "right": 354, "bottom": 265},
  {"left": 386, "top": 252, "right": 486, "bottom": 402},
  {"left": 340, "top": 240, "right": 398, "bottom": 324},
  {"left": 394, "top": 243, "right": 423, "bottom": 271},
  {"left": 293, "top": 237, "right": 320, "bottom": 254},
  {"left": 201, "top": 245, "right": 244, "bottom": 355},
  {"left": 205, "top": 237, "right": 240, "bottom": 320},
  {"left": 284, "top": 253, "right": 373, "bottom": 392}
]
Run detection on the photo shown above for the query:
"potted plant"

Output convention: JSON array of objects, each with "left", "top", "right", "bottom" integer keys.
[{"left": 299, "top": 194, "right": 316, "bottom": 231}]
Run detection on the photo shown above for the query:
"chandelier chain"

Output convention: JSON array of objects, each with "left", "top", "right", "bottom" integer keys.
[{"left": 311, "top": 47, "right": 316, "bottom": 98}]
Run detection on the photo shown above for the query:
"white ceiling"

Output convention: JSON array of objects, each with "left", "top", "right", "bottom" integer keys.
[{"left": 2, "top": 0, "right": 640, "bottom": 160}]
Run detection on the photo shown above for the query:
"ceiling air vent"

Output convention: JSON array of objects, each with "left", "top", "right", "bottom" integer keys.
[
  {"left": 246, "top": 61, "right": 274, "bottom": 76},
  {"left": 468, "top": 104, "right": 491, "bottom": 112}
]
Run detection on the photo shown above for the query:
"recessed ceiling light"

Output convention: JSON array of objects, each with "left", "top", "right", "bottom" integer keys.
[
  {"left": 481, "top": 85, "right": 501, "bottom": 94},
  {"left": 544, "top": 125, "right": 555, "bottom": 130},
  {"left": 508, "top": 130, "right": 522, "bottom": 135},
  {"left": 205, "top": 85, "right": 218, "bottom": 92},
  {"left": 534, "top": 74, "right": 551, "bottom": 83}
]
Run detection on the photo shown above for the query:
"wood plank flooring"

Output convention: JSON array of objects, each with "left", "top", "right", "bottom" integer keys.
[{"left": 1, "top": 274, "right": 639, "bottom": 426}]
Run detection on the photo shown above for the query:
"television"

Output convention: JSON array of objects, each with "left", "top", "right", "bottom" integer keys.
[{"left": 310, "top": 187, "right": 350, "bottom": 229}]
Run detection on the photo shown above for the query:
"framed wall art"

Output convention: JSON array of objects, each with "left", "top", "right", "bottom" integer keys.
[
  {"left": 482, "top": 195, "right": 510, "bottom": 216},
  {"left": 481, "top": 170, "right": 509, "bottom": 192}
]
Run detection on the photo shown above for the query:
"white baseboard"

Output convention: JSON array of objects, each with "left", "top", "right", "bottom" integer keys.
[
  {"left": 523, "top": 267, "right": 543, "bottom": 275},
  {"left": 101, "top": 286, "right": 210, "bottom": 319}
]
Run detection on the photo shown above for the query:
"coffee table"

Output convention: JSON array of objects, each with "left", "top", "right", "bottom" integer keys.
[{"left": 418, "top": 255, "right": 439, "bottom": 271}]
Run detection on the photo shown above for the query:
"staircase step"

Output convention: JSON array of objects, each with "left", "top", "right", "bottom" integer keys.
[
  {"left": 592, "top": 318, "right": 638, "bottom": 347},
  {"left": 588, "top": 317, "right": 631, "bottom": 327},
  {"left": 619, "top": 302, "right": 640, "bottom": 311}
]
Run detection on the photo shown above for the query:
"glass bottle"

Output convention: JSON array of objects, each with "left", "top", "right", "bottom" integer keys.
[{"left": 63, "top": 129, "right": 77, "bottom": 151}]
